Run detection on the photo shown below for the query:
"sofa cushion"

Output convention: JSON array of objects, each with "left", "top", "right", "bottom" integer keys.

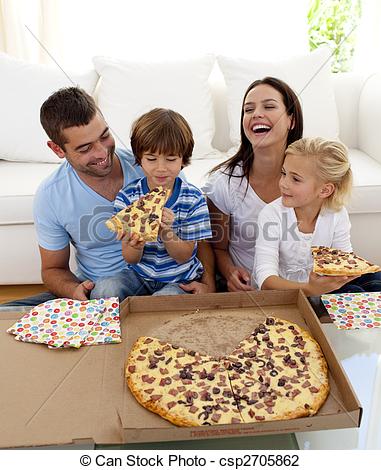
[
  {"left": 0, "top": 53, "right": 99, "bottom": 164},
  {"left": 93, "top": 55, "right": 219, "bottom": 160},
  {"left": 0, "top": 161, "right": 60, "bottom": 224},
  {"left": 217, "top": 48, "right": 339, "bottom": 152}
]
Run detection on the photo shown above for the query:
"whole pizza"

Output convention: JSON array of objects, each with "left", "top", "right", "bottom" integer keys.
[{"left": 126, "top": 317, "right": 329, "bottom": 426}]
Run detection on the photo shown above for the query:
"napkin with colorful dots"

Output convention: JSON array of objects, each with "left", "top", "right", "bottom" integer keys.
[
  {"left": 7, "top": 297, "right": 121, "bottom": 348},
  {"left": 321, "top": 292, "right": 381, "bottom": 330}
]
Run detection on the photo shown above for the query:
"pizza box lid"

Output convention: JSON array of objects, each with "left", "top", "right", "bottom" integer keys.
[{"left": 0, "top": 291, "right": 361, "bottom": 448}]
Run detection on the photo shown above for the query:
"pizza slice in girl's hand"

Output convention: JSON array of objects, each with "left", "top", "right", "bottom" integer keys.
[
  {"left": 105, "top": 186, "right": 170, "bottom": 242},
  {"left": 312, "top": 246, "right": 381, "bottom": 276}
]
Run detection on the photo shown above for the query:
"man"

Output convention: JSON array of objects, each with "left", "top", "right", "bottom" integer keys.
[{"left": 7, "top": 87, "right": 215, "bottom": 306}]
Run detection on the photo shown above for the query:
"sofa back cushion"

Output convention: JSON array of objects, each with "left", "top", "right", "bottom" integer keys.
[
  {"left": 93, "top": 55, "right": 218, "bottom": 160},
  {"left": 0, "top": 53, "right": 99, "bottom": 163},
  {"left": 217, "top": 48, "right": 339, "bottom": 152}
]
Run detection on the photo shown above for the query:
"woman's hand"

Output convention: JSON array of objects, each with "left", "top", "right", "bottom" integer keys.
[
  {"left": 226, "top": 266, "right": 253, "bottom": 292},
  {"left": 306, "top": 272, "right": 359, "bottom": 296}
]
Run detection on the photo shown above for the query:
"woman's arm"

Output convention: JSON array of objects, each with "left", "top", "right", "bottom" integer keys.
[{"left": 208, "top": 199, "right": 251, "bottom": 291}]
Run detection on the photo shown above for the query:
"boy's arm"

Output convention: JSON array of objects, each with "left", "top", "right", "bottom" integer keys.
[{"left": 161, "top": 226, "right": 195, "bottom": 263}]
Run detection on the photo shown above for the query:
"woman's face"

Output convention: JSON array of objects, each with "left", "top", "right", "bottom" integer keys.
[{"left": 242, "top": 84, "right": 293, "bottom": 151}]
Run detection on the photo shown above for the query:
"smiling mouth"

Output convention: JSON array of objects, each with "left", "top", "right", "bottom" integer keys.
[
  {"left": 92, "top": 156, "right": 109, "bottom": 167},
  {"left": 252, "top": 124, "right": 271, "bottom": 134}
]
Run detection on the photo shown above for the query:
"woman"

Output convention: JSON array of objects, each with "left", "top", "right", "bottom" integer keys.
[{"left": 203, "top": 77, "right": 303, "bottom": 291}]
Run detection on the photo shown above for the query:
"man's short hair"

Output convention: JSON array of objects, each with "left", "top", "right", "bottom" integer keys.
[{"left": 40, "top": 87, "right": 99, "bottom": 149}]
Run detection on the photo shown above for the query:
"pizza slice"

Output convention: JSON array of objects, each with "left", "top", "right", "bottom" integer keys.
[
  {"left": 312, "top": 246, "right": 381, "bottom": 276},
  {"left": 126, "top": 337, "right": 243, "bottom": 426},
  {"left": 226, "top": 317, "right": 329, "bottom": 421},
  {"left": 105, "top": 186, "right": 170, "bottom": 242}
]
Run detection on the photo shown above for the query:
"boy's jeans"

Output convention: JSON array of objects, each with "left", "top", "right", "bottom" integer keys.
[{"left": 90, "top": 269, "right": 190, "bottom": 301}]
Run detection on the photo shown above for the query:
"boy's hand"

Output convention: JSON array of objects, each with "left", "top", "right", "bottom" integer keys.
[
  {"left": 118, "top": 231, "right": 145, "bottom": 250},
  {"left": 160, "top": 208, "right": 175, "bottom": 229},
  {"left": 307, "top": 271, "right": 359, "bottom": 296}
]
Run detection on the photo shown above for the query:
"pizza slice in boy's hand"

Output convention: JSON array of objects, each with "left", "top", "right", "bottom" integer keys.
[
  {"left": 312, "top": 246, "right": 381, "bottom": 276},
  {"left": 105, "top": 186, "right": 171, "bottom": 242}
]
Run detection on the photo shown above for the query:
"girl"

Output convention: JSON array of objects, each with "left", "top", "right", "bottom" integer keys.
[
  {"left": 253, "top": 137, "right": 381, "bottom": 295},
  {"left": 203, "top": 77, "right": 303, "bottom": 292}
]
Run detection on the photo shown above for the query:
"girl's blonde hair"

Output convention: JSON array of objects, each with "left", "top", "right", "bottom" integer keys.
[{"left": 285, "top": 137, "right": 352, "bottom": 211}]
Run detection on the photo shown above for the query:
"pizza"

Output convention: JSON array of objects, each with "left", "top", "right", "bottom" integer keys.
[
  {"left": 312, "top": 246, "right": 381, "bottom": 276},
  {"left": 125, "top": 317, "right": 329, "bottom": 426},
  {"left": 105, "top": 186, "right": 170, "bottom": 242}
]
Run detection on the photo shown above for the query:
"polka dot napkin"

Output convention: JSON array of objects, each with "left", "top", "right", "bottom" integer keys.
[
  {"left": 321, "top": 292, "right": 381, "bottom": 330},
  {"left": 7, "top": 297, "right": 121, "bottom": 348}
]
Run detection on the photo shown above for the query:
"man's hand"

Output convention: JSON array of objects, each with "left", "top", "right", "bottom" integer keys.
[
  {"left": 306, "top": 272, "right": 359, "bottom": 296},
  {"left": 180, "top": 279, "right": 215, "bottom": 295},
  {"left": 72, "top": 280, "right": 95, "bottom": 300},
  {"left": 226, "top": 266, "right": 252, "bottom": 292}
]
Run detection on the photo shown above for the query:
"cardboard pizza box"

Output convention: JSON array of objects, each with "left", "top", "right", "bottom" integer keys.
[
  {"left": 119, "top": 290, "right": 362, "bottom": 443},
  {"left": 0, "top": 291, "right": 361, "bottom": 448}
]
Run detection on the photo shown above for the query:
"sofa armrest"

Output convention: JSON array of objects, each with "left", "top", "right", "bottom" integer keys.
[
  {"left": 358, "top": 73, "right": 381, "bottom": 165},
  {"left": 332, "top": 72, "right": 367, "bottom": 149}
]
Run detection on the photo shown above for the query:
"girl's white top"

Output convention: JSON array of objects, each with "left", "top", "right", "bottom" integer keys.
[{"left": 253, "top": 197, "right": 352, "bottom": 289}]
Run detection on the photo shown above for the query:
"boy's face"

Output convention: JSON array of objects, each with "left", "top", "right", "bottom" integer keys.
[{"left": 140, "top": 151, "right": 183, "bottom": 190}]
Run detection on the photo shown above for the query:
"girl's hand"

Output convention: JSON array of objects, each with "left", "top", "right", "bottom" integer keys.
[
  {"left": 306, "top": 271, "right": 359, "bottom": 296},
  {"left": 118, "top": 231, "right": 145, "bottom": 250},
  {"left": 160, "top": 208, "right": 175, "bottom": 230},
  {"left": 226, "top": 266, "right": 253, "bottom": 292}
]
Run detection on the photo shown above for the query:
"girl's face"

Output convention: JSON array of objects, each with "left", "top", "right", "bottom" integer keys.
[
  {"left": 242, "top": 84, "right": 293, "bottom": 151},
  {"left": 279, "top": 153, "right": 331, "bottom": 209}
]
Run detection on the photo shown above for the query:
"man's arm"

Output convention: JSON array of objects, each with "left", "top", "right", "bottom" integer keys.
[{"left": 39, "top": 246, "right": 94, "bottom": 300}]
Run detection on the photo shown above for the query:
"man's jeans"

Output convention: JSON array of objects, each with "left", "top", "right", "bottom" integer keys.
[{"left": 90, "top": 269, "right": 190, "bottom": 301}]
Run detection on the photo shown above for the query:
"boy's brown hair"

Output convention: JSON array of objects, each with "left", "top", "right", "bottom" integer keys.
[
  {"left": 130, "top": 108, "right": 194, "bottom": 167},
  {"left": 40, "top": 87, "right": 99, "bottom": 149}
]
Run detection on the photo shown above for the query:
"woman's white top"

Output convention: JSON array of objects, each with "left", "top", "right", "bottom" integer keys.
[
  {"left": 254, "top": 197, "right": 352, "bottom": 289},
  {"left": 202, "top": 165, "right": 266, "bottom": 274}
]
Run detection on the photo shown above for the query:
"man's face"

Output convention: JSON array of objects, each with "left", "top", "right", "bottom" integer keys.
[{"left": 60, "top": 113, "right": 116, "bottom": 178}]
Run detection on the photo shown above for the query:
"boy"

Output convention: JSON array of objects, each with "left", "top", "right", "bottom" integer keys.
[{"left": 90, "top": 108, "right": 212, "bottom": 299}]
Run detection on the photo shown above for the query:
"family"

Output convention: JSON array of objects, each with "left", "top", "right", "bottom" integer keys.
[{"left": 7, "top": 77, "right": 381, "bottom": 308}]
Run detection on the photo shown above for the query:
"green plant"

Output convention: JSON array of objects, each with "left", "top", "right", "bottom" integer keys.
[{"left": 308, "top": 0, "right": 362, "bottom": 72}]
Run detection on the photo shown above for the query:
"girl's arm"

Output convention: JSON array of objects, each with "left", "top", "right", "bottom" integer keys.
[
  {"left": 331, "top": 208, "right": 352, "bottom": 252},
  {"left": 208, "top": 199, "right": 252, "bottom": 291},
  {"left": 262, "top": 272, "right": 358, "bottom": 296}
]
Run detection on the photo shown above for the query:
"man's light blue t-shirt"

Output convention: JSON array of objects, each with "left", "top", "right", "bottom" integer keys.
[{"left": 33, "top": 148, "right": 144, "bottom": 281}]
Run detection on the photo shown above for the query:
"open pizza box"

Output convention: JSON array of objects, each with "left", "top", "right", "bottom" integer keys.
[{"left": 0, "top": 291, "right": 361, "bottom": 448}]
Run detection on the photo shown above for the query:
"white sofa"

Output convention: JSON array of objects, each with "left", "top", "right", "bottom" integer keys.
[{"left": 0, "top": 51, "right": 380, "bottom": 285}]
